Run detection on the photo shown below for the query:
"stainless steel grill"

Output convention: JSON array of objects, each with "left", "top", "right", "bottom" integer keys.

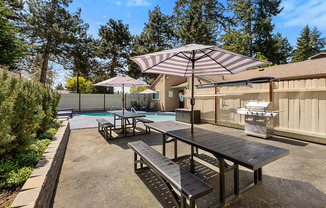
[{"left": 237, "top": 102, "right": 278, "bottom": 138}]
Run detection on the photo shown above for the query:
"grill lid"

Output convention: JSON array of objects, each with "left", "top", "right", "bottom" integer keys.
[{"left": 245, "top": 102, "right": 270, "bottom": 109}]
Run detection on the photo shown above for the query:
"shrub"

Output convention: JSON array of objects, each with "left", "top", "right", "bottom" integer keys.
[
  {"left": 3, "top": 167, "right": 33, "bottom": 188},
  {"left": 0, "top": 73, "right": 60, "bottom": 159}
]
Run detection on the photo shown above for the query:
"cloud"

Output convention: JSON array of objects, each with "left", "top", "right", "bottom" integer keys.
[
  {"left": 115, "top": 1, "right": 121, "bottom": 6},
  {"left": 127, "top": 0, "right": 150, "bottom": 7},
  {"left": 278, "top": 0, "right": 326, "bottom": 30}
]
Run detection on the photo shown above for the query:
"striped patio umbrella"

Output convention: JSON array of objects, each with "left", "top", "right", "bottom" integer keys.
[
  {"left": 131, "top": 44, "right": 271, "bottom": 132},
  {"left": 94, "top": 75, "right": 149, "bottom": 112}
]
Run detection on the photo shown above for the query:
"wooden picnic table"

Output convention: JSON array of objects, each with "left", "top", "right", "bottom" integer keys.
[
  {"left": 108, "top": 110, "right": 145, "bottom": 137},
  {"left": 145, "top": 121, "right": 289, "bottom": 206}
]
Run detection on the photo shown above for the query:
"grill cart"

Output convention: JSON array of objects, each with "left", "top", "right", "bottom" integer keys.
[{"left": 237, "top": 102, "right": 278, "bottom": 138}]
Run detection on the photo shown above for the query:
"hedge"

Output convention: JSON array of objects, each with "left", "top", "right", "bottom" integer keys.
[{"left": 0, "top": 72, "right": 61, "bottom": 188}]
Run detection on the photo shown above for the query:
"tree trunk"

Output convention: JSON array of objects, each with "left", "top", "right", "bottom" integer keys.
[{"left": 40, "top": 53, "right": 49, "bottom": 84}]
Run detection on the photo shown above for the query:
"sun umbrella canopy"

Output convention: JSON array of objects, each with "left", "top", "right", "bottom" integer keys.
[
  {"left": 93, "top": 74, "right": 148, "bottom": 87},
  {"left": 131, "top": 44, "right": 271, "bottom": 133},
  {"left": 94, "top": 74, "right": 148, "bottom": 112},
  {"left": 139, "top": 89, "right": 157, "bottom": 94},
  {"left": 131, "top": 44, "right": 271, "bottom": 77}
]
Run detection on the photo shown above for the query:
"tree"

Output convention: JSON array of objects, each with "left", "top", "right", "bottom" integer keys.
[
  {"left": 98, "top": 19, "right": 132, "bottom": 78},
  {"left": 173, "top": 0, "right": 232, "bottom": 45},
  {"left": 220, "top": 0, "right": 285, "bottom": 64},
  {"left": 128, "top": 6, "right": 175, "bottom": 83},
  {"left": 272, "top": 33, "right": 293, "bottom": 64},
  {"left": 55, "top": 83, "right": 64, "bottom": 90},
  {"left": 65, "top": 76, "right": 93, "bottom": 93},
  {"left": 130, "top": 86, "right": 148, "bottom": 93},
  {"left": 24, "top": 0, "right": 87, "bottom": 84},
  {"left": 292, "top": 25, "right": 326, "bottom": 62},
  {"left": 0, "top": 0, "right": 28, "bottom": 69}
]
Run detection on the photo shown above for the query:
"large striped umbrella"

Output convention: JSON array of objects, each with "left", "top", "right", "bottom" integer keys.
[
  {"left": 94, "top": 75, "right": 149, "bottom": 113},
  {"left": 131, "top": 44, "right": 271, "bottom": 132}
]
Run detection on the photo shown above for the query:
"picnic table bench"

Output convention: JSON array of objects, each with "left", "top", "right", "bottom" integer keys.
[
  {"left": 136, "top": 118, "right": 154, "bottom": 133},
  {"left": 96, "top": 118, "right": 114, "bottom": 139},
  {"left": 128, "top": 141, "right": 212, "bottom": 208},
  {"left": 57, "top": 108, "right": 73, "bottom": 118},
  {"left": 145, "top": 121, "right": 289, "bottom": 206}
]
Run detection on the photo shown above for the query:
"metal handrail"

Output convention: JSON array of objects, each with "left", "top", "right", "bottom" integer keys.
[{"left": 130, "top": 107, "right": 137, "bottom": 114}]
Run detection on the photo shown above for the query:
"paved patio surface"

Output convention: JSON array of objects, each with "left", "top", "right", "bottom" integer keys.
[{"left": 52, "top": 123, "right": 326, "bottom": 208}]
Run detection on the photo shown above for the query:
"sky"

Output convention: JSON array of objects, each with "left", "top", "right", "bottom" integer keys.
[{"left": 54, "top": 0, "right": 326, "bottom": 88}]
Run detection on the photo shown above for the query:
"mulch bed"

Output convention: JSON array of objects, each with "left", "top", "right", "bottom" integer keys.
[{"left": 0, "top": 185, "right": 22, "bottom": 208}]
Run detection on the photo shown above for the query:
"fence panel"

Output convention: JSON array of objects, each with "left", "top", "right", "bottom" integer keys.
[{"left": 58, "top": 93, "right": 150, "bottom": 111}]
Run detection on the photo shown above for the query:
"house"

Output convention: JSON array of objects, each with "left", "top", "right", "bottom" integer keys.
[{"left": 150, "top": 75, "right": 187, "bottom": 111}]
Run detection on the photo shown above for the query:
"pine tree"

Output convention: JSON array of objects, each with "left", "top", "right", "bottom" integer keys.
[
  {"left": 98, "top": 19, "right": 132, "bottom": 77},
  {"left": 173, "top": 0, "right": 232, "bottom": 45},
  {"left": 292, "top": 25, "right": 325, "bottom": 62},
  {"left": 24, "top": 0, "right": 87, "bottom": 84},
  {"left": 128, "top": 6, "right": 175, "bottom": 83},
  {"left": 220, "top": 0, "right": 289, "bottom": 64},
  {"left": 0, "top": 0, "right": 27, "bottom": 69}
]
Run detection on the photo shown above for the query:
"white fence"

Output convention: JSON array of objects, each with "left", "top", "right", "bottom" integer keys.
[{"left": 59, "top": 93, "right": 149, "bottom": 111}]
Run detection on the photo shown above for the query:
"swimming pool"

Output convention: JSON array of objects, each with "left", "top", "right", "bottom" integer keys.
[{"left": 82, "top": 111, "right": 175, "bottom": 118}]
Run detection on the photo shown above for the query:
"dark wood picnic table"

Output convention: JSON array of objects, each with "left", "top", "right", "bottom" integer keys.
[
  {"left": 108, "top": 110, "right": 145, "bottom": 137},
  {"left": 145, "top": 121, "right": 289, "bottom": 206}
]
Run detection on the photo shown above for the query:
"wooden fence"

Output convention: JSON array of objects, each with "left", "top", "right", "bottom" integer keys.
[
  {"left": 185, "top": 78, "right": 326, "bottom": 144},
  {"left": 59, "top": 93, "right": 149, "bottom": 112}
]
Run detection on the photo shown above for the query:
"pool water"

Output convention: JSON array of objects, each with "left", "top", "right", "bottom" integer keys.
[{"left": 82, "top": 111, "right": 175, "bottom": 118}]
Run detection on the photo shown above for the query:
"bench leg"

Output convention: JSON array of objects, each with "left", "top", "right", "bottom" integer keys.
[
  {"left": 98, "top": 123, "right": 101, "bottom": 132},
  {"left": 109, "top": 127, "right": 112, "bottom": 139},
  {"left": 181, "top": 197, "right": 187, "bottom": 208},
  {"left": 254, "top": 168, "right": 262, "bottom": 184},
  {"left": 104, "top": 127, "right": 108, "bottom": 140},
  {"left": 134, "top": 152, "right": 137, "bottom": 172}
]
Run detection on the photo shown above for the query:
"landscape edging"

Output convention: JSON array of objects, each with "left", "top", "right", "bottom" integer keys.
[{"left": 11, "top": 120, "right": 70, "bottom": 208}]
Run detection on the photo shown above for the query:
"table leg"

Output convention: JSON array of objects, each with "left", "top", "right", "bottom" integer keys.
[
  {"left": 133, "top": 118, "right": 135, "bottom": 136},
  {"left": 218, "top": 157, "right": 226, "bottom": 205},
  {"left": 174, "top": 139, "right": 177, "bottom": 159},
  {"left": 124, "top": 118, "right": 127, "bottom": 137},
  {"left": 234, "top": 164, "right": 239, "bottom": 196},
  {"left": 190, "top": 146, "right": 195, "bottom": 173},
  {"left": 114, "top": 115, "right": 116, "bottom": 127},
  {"left": 162, "top": 134, "right": 166, "bottom": 156}
]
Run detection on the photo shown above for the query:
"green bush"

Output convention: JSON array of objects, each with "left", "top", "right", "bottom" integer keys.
[
  {"left": 0, "top": 73, "right": 60, "bottom": 159},
  {"left": 3, "top": 167, "right": 33, "bottom": 188},
  {"left": 0, "top": 72, "right": 60, "bottom": 189}
]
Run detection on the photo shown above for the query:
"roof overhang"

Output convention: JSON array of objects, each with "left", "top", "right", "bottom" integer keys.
[{"left": 171, "top": 82, "right": 188, "bottom": 89}]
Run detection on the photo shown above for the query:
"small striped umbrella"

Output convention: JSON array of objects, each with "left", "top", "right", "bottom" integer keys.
[{"left": 131, "top": 44, "right": 271, "bottom": 132}]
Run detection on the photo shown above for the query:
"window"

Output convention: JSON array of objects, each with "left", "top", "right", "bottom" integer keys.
[
  {"left": 168, "top": 91, "right": 173, "bottom": 97},
  {"left": 152, "top": 91, "right": 160, "bottom": 100}
]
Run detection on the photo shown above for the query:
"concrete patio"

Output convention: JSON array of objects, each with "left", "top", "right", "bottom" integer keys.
[{"left": 52, "top": 123, "right": 326, "bottom": 208}]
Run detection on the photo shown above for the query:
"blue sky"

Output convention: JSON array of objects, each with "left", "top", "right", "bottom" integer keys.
[{"left": 54, "top": 0, "right": 326, "bottom": 87}]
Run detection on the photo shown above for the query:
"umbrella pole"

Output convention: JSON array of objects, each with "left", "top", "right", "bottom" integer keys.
[
  {"left": 122, "top": 84, "right": 124, "bottom": 113},
  {"left": 191, "top": 50, "right": 195, "bottom": 133}
]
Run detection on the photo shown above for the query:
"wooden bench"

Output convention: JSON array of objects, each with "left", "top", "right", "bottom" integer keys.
[
  {"left": 96, "top": 118, "right": 114, "bottom": 139},
  {"left": 58, "top": 108, "right": 73, "bottom": 118},
  {"left": 136, "top": 118, "right": 153, "bottom": 133},
  {"left": 128, "top": 141, "right": 212, "bottom": 208}
]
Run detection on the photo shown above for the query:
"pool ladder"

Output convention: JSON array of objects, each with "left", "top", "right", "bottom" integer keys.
[{"left": 131, "top": 107, "right": 137, "bottom": 114}]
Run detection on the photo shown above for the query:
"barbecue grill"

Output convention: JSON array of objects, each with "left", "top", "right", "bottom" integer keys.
[{"left": 237, "top": 102, "right": 278, "bottom": 138}]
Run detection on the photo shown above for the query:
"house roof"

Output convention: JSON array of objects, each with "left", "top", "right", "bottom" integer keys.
[
  {"left": 309, "top": 52, "right": 326, "bottom": 60},
  {"left": 221, "top": 57, "right": 326, "bottom": 81}
]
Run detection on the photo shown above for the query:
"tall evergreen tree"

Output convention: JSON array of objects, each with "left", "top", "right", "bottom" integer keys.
[
  {"left": 24, "top": 0, "right": 87, "bottom": 84},
  {"left": 128, "top": 6, "right": 175, "bottom": 83},
  {"left": 292, "top": 25, "right": 326, "bottom": 62},
  {"left": 0, "top": 0, "right": 28, "bottom": 69},
  {"left": 98, "top": 19, "right": 132, "bottom": 77},
  {"left": 220, "top": 0, "right": 288, "bottom": 64},
  {"left": 173, "top": 0, "right": 232, "bottom": 45}
]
